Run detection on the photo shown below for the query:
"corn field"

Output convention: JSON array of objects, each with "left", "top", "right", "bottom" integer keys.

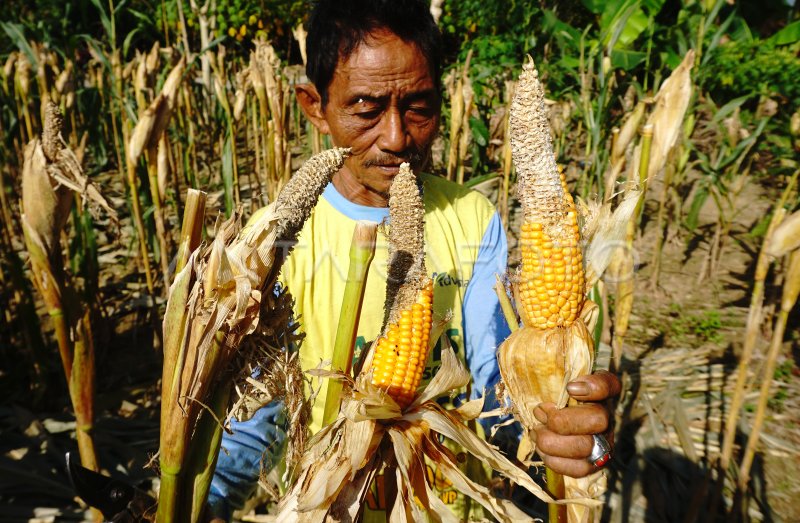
[{"left": 1, "top": 0, "right": 799, "bottom": 521}]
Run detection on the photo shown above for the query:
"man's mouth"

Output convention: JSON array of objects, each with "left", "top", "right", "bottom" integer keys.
[{"left": 375, "top": 164, "right": 402, "bottom": 174}]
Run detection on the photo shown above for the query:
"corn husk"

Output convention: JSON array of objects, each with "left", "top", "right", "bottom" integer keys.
[
  {"left": 128, "top": 57, "right": 186, "bottom": 166},
  {"left": 626, "top": 51, "right": 694, "bottom": 185},
  {"left": 292, "top": 24, "right": 308, "bottom": 67},
  {"left": 278, "top": 345, "right": 598, "bottom": 522},
  {"left": 22, "top": 102, "right": 117, "bottom": 255},
  {"left": 765, "top": 210, "right": 800, "bottom": 258},
  {"left": 498, "top": 315, "right": 594, "bottom": 430}
]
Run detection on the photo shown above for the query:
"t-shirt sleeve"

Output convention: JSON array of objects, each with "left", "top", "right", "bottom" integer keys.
[{"left": 461, "top": 212, "right": 518, "bottom": 442}]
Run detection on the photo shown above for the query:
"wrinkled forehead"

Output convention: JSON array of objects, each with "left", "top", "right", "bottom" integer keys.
[{"left": 335, "top": 28, "right": 435, "bottom": 84}]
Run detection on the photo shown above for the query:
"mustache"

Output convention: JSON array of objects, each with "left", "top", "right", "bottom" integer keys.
[{"left": 362, "top": 150, "right": 427, "bottom": 169}]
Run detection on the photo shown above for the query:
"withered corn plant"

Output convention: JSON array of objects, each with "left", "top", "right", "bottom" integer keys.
[
  {"left": 156, "top": 148, "right": 349, "bottom": 522},
  {"left": 498, "top": 58, "right": 638, "bottom": 523},
  {"left": 19, "top": 102, "right": 116, "bottom": 473},
  {"left": 129, "top": 56, "right": 187, "bottom": 291},
  {"left": 276, "top": 162, "right": 592, "bottom": 522},
  {"left": 737, "top": 209, "right": 800, "bottom": 489},
  {"left": 606, "top": 50, "right": 694, "bottom": 365}
]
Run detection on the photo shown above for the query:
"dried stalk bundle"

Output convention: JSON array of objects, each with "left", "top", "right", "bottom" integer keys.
[
  {"left": 156, "top": 147, "right": 349, "bottom": 522},
  {"left": 498, "top": 58, "right": 637, "bottom": 522},
  {"left": 277, "top": 164, "right": 597, "bottom": 522}
]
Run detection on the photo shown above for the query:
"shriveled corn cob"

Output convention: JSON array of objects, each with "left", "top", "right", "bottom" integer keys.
[
  {"left": 499, "top": 57, "right": 594, "bottom": 437},
  {"left": 368, "top": 162, "right": 433, "bottom": 408},
  {"left": 512, "top": 65, "right": 586, "bottom": 330}
]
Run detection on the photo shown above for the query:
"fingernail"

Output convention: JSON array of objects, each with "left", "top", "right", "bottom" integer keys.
[
  {"left": 567, "top": 381, "right": 590, "bottom": 397},
  {"left": 533, "top": 406, "right": 547, "bottom": 423}
]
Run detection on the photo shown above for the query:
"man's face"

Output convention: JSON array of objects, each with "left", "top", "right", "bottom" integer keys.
[{"left": 315, "top": 29, "right": 440, "bottom": 201}]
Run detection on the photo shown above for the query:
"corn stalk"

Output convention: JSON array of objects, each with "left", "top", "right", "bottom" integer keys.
[{"left": 19, "top": 102, "right": 116, "bottom": 477}]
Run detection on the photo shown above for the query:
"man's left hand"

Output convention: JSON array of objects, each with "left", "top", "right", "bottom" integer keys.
[{"left": 531, "top": 370, "right": 621, "bottom": 478}]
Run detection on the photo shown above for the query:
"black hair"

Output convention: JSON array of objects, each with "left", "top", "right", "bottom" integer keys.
[{"left": 306, "top": 0, "right": 443, "bottom": 105}]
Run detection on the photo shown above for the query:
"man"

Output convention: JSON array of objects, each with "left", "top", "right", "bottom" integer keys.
[{"left": 209, "top": 0, "right": 620, "bottom": 519}]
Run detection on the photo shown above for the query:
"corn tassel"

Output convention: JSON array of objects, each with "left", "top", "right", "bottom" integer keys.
[{"left": 368, "top": 163, "right": 433, "bottom": 408}]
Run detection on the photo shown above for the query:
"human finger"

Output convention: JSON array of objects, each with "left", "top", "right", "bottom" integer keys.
[
  {"left": 532, "top": 426, "right": 593, "bottom": 460},
  {"left": 534, "top": 402, "right": 609, "bottom": 436},
  {"left": 537, "top": 449, "right": 596, "bottom": 478},
  {"left": 566, "top": 370, "right": 621, "bottom": 402}
]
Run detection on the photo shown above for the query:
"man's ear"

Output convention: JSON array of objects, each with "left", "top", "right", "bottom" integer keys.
[{"left": 295, "top": 83, "right": 330, "bottom": 135}]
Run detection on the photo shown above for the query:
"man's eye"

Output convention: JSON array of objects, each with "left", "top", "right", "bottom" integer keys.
[
  {"left": 409, "top": 105, "right": 434, "bottom": 116},
  {"left": 355, "top": 108, "right": 382, "bottom": 119},
  {"left": 407, "top": 105, "right": 435, "bottom": 121}
]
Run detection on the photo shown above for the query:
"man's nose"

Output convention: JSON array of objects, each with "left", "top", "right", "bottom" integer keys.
[{"left": 377, "top": 107, "right": 407, "bottom": 154}]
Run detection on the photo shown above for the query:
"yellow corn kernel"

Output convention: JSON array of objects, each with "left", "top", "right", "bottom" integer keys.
[
  {"left": 518, "top": 185, "right": 584, "bottom": 329},
  {"left": 371, "top": 280, "right": 433, "bottom": 407}
]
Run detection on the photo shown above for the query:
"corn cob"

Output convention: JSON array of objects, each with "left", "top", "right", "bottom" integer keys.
[
  {"left": 499, "top": 57, "right": 595, "bottom": 435},
  {"left": 512, "top": 62, "right": 585, "bottom": 330},
  {"left": 500, "top": 55, "right": 598, "bottom": 523},
  {"left": 368, "top": 163, "right": 433, "bottom": 408}
]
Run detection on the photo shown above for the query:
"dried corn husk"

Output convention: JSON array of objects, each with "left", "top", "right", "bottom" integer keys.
[
  {"left": 278, "top": 345, "right": 597, "bottom": 522},
  {"left": 498, "top": 316, "right": 594, "bottom": 429},
  {"left": 22, "top": 102, "right": 117, "bottom": 255},
  {"left": 626, "top": 51, "right": 694, "bottom": 185},
  {"left": 128, "top": 57, "right": 186, "bottom": 166},
  {"left": 766, "top": 210, "right": 800, "bottom": 258},
  {"left": 292, "top": 24, "right": 308, "bottom": 67}
]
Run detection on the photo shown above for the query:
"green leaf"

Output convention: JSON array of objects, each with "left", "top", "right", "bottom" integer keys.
[
  {"left": 685, "top": 185, "right": 709, "bottom": 232},
  {"left": 222, "top": 130, "right": 234, "bottom": 217},
  {"left": 598, "top": 0, "right": 648, "bottom": 49},
  {"left": 581, "top": 0, "right": 606, "bottom": 14},
  {"left": 702, "top": 11, "right": 738, "bottom": 65},
  {"left": 122, "top": 28, "right": 143, "bottom": 58},
  {"left": 611, "top": 49, "right": 647, "bottom": 70},
  {"left": 87, "top": 0, "right": 112, "bottom": 40},
  {"left": 541, "top": 9, "right": 581, "bottom": 43},
  {"left": 469, "top": 116, "right": 489, "bottom": 147},
  {"left": 464, "top": 172, "right": 498, "bottom": 188},
  {"left": 711, "top": 95, "right": 750, "bottom": 125},
  {"left": 769, "top": 20, "right": 800, "bottom": 46},
  {"left": 1, "top": 22, "right": 39, "bottom": 71}
]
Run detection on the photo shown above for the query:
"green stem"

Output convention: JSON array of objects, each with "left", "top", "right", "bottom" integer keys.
[
  {"left": 494, "top": 275, "right": 518, "bottom": 333},
  {"left": 633, "top": 125, "right": 654, "bottom": 226},
  {"left": 175, "top": 189, "right": 207, "bottom": 277},
  {"left": 546, "top": 467, "right": 567, "bottom": 523},
  {"left": 322, "top": 221, "right": 378, "bottom": 426},
  {"left": 186, "top": 380, "right": 232, "bottom": 523},
  {"left": 157, "top": 470, "right": 181, "bottom": 522}
]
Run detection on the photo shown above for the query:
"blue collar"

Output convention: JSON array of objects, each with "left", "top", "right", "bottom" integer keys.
[{"left": 322, "top": 182, "right": 390, "bottom": 222}]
